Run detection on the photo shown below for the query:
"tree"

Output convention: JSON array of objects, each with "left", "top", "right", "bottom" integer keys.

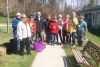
[{"left": 89, "top": 0, "right": 96, "bottom": 7}]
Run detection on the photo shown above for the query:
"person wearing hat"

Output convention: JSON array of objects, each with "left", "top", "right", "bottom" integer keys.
[
  {"left": 35, "top": 12, "right": 43, "bottom": 42},
  {"left": 12, "top": 12, "right": 21, "bottom": 53},
  {"left": 71, "top": 12, "right": 79, "bottom": 47},
  {"left": 77, "top": 16, "right": 87, "bottom": 47},
  {"left": 17, "top": 14, "right": 31, "bottom": 56},
  {"left": 49, "top": 16, "right": 59, "bottom": 46}
]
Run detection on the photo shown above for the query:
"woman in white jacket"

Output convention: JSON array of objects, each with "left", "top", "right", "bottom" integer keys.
[{"left": 17, "top": 14, "right": 31, "bottom": 56}]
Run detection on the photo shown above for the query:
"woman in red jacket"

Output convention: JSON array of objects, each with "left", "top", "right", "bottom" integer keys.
[
  {"left": 28, "top": 16, "right": 36, "bottom": 41},
  {"left": 49, "top": 16, "right": 59, "bottom": 46}
]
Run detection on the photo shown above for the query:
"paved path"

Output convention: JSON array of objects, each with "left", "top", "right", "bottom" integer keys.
[
  {"left": 0, "top": 23, "right": 12, "bottom": 26},
  {"left": 31, "top": 45, "right": 68, "bottom": 67}
]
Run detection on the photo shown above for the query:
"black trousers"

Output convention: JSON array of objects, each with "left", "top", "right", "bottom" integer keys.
[
  {"left": 62, "top": 30, "right": 67, "bottom": 44},
  {"left": 66, "top": 32, "right": 70, "bottom": 44},
  {"left": 36, "top": 32, "right": 42, "bottom": 42},
  {"left": 69, "top": 32, "right": 76, "bottom": 45},
  {"left": 59, "top": 30, "right": 63, "bottom": 43},
  {"left": 46, "top": 31, "right": 51, "bottom": 43},
  {"left": 20, "top": 37, "right": 31, "bottom": 56}
]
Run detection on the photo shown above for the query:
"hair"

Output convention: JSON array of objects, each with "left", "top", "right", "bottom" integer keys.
[{"left": 80, "top": 16, "right": 84, "bottom": 19}]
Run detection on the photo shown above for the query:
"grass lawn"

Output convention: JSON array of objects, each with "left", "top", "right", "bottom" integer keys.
[
  {"left": 0, "top": 26, "right": 13, "bottom": 45},
  {"left": 0, "top": 17, "right": 12, "bottom": 23},
  {"left": 0, "top": 26, "right": 37, "bottom": 67},
  {"left": 64, "top": 32, "right": 100, "bottom": 67}
]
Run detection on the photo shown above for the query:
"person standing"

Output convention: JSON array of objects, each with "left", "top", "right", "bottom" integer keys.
[
  {"left": 12, "top": 12, "right": 21, "bottom": 53},
  {"left": 58, "top": 14, "right": 63, "bottom": 44},
  {"left": 49, "top": 16, "right": 59, "bottom": 46},
  {"left": 35, "top": 12, "right": 43, "bottom": 42},
  {"left": 17, "top": 14, "right": 31, "bottom": 56},
  {"left": 63, "top": 15, "right": 70, "bottom": 44},
  {"left": 77, "top": 16, "right": 87, "bottom": 47},
  {"left": 43, "top": 15, "right": 51, "bottom": 44},
  {"left": 71, "top": 12, "right": 79, "bottom": 47},
  {"left": 28, "top": 15, "right": 36, "bottom": 41}
]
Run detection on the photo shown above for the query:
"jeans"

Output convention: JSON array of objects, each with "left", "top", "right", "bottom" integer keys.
[
  {"left": 20, "top": 37, "right": 31, "bottom": 56},
  {"left": 77, "top": 37, "right": 83, "bottom": 46},
  {"left": 51, "top": 34, "right": 58, "bottom": 45},
  {"left": 13, "top": 34, "right": 20, "bottom": 52}
]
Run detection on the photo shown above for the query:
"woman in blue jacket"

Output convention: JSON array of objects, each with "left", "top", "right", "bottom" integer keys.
[{"left": 77, "top": 16, "right": 87, "bottom": 47}]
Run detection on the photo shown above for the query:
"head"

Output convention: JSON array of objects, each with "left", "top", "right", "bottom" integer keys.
[
  {"left": 80, "top": 16, "right": 84, "bottom": 22},
  {"left": 37, "top": 12, "right": 41, "bottom": 17},
  {"left": 52, "top": 16, "right": 57, "bottom": 22},
  {"left": 58, "top": 14, "right": 62, "bottom": 21},
  {"left": 21, "top": 14, "right": 27, "bottom": 23},
  {"left": 16, "top": 12, "right": 21, "bottom": 19},
  {"left": 58, "top": 14, "right": 62, "bottom": 18},
  {"left": 66, "top": 15, "right": 70, "bottom": 19},
  {"left": 30, "top": 15, "right": 34, "bottom": 20},
  {"left": 72, "top": 12, "right": 77, "bottom": 17},
  {"left": 48, "top": 14, "right": 51, "bottom": 20}
]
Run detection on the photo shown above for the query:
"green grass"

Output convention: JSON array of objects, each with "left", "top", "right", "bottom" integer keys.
[
  {"left": 64, "top": 32, "right": 100, "bottom": 67},
  {"left": 0, "top": 17, "right": 12, "bottom": 23},
  {"left": 0, "top": 27, "right": 13, "bottom": 45},
  {"left": 87, "top": 32, "right": 100, "bottom": 45},
  {"left": 64, "top": 47, "right": 78, "bottom": 67},
  {"left": 0, "top": 51, "right": 36, "bottom": 67},
  {"left": 0, "top": 27, "right": 37, "bottom": 67}
]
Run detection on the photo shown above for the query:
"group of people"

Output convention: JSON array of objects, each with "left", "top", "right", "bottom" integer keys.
[{"left": 12, "top": 11, "right": 87, "bottom": 56}]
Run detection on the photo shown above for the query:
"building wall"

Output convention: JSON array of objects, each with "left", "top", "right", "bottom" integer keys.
[{"left": 79, "top": 11, "right": 100, "bottom": 29}]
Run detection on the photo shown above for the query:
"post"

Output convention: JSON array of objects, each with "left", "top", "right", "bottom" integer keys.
[{"left": 7, "top": 0, "right": 9, "bottom": 33}]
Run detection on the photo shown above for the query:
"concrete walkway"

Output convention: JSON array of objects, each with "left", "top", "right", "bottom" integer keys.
[
  {"left": 31, "top": 45, "right": 68, "bottom": 67},
  {"left": 0, "top": 24, "right": 12, "bottom": 26}
]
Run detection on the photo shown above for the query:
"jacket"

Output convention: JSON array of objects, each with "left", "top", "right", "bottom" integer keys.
[
  {"left": 17, "top": 21, "right": 31, "bottom": 40},
  {"left": 12, "top": 18, "right": 20, "bottom": 34},
  {"left": 35, "top": 16, "right": 43, "bottom": 33},
  {"left": 63, "top": 19, "right": 69, "bottom": 30},
  {"left": 28, "top": 19, "right": 36, "bottom": 34},
  {"left": 77, "top": 20, "right": 87, "bottom": 37},
  {"left": 66, "top": 17, "right": 78, "bottom": 33},
  {"left": 43, "top": 19, "right": 51, "bottom": 32},
  {"left": 49, "top": 21, "right": 59, "bottom": 34}
]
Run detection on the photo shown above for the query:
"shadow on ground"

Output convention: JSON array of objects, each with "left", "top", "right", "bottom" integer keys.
[
  {"left": 65, "top": 55, "right": 79, "bottom": 67},
  {"left": 0, "top": 39, "right": 18, "bottom": 54},
  {"left": 88, "top": 28, "right": 100, "bottom": 37}
]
